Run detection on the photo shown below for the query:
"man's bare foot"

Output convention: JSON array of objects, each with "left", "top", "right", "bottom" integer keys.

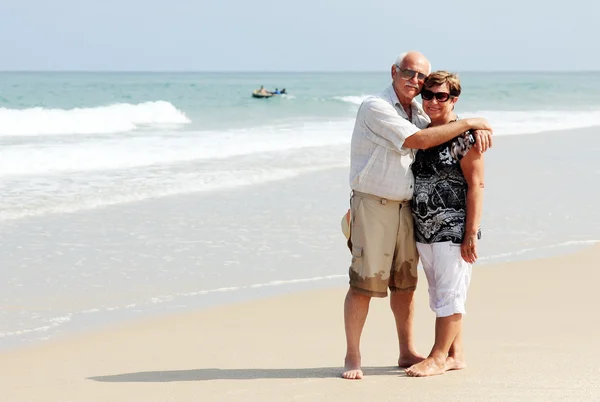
[
  {"left": 398, "top": 351, "right": 426, "bottom": 368},
  {"left": 405, "top": 356, "right": 447, "bottom": 377},
  {"left": 445, "top": 355, "right": 466, "bottom": 371},
  {"left": 342, "top": 356, "right": 363, "bottom": 380}
]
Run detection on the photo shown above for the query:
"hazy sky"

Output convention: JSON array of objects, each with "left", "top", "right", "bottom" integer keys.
[{"left": 0, "top": 0, "right": 597, "bottom": 71}]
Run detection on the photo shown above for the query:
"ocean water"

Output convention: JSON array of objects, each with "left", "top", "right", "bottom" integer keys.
[
  {"left": 2, "top": 71, "right": 600, "bottom": 221},
  {"left": 1, "top": 72, "right": 600, "bottom": 349}
]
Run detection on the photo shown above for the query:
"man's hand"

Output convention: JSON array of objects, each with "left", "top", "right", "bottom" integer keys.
[
  {"left": 461, "top": 233, "right": 478, "bottom": 264},
  {"left": 472, "top": 129, "right": 493, "bottom": 153},
  {"left": 464, "top": 118, "right": 493, "bottom": 153}
]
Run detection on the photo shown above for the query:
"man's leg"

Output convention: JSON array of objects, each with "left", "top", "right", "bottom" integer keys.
[
  {"left": 405, "top": 313, "right": 461, "bottom": 377},
  {"left": 393, "top": 206, "right": 424, "bottom": 367},
  {"left": 390, "top": 290, "right": 425, "bottom": 367},
  {"left": 342, "top": 288, "right": 371, "bottom": 379},
  {"left": 343, "top": 193, "right": 399, "bottom": 378}
]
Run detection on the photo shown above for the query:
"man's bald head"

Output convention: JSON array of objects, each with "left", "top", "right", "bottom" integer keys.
[
  {"left": 394, "top": 51, "right": 431, "bottom": 75},
  {"left": 391, "top": 51, "right": 431, "bottom": 105}
]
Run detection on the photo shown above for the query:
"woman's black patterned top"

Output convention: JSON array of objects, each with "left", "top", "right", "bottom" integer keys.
[{"left": 411, "top": 130, "right": 481, "bottom": 244}]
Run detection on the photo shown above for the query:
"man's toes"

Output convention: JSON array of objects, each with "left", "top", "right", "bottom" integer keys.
[{"left": 342, "top": 370, "right": 363, "bottom": 380}]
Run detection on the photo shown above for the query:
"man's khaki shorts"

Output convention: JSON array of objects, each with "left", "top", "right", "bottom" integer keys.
[{"left": 348, "top": 191, "right": 419, "bottom": 297}]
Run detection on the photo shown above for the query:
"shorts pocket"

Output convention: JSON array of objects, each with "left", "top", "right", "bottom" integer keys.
[
  {"left": 351, "top": 246, "right": 363, "bottom": 258},
  {"left": 441, "top": 242, "right": 461, "bottom": 253}
]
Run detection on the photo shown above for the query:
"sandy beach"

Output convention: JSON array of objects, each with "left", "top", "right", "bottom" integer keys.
[{"left": 2, "top": 243, "right": 599, "bottom": 402}]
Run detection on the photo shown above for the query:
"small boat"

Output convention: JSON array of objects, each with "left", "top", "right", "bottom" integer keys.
[
  {"left": 251, "top": 88, "right": 287, "bottom": 99},
  {"left": 252, "top": 90, "right": 275, "bottom": 99}
]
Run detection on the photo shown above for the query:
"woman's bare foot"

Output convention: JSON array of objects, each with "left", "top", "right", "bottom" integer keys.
[
  {"left": 342, "top": 356, "right": 363, "bottom": 380},
  {"left": 445, "top": 355, "right": 466, "bottom": 371},
  {"left": 398, "top": 351, "right": 426, "bottom": 368},
  {"left": 405, "top": 356, "right": 447, "bottom": 377}
]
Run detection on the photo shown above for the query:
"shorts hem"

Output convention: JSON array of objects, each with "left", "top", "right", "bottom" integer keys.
[
  {"left": 350, "top": 284, "right": 387, "bottom": 298},
  {"left": 434, "top": 303, "right": 466, "bottom": 318},
  {"left": 390, "top": 286, "right": 416, "bottom": 293}
]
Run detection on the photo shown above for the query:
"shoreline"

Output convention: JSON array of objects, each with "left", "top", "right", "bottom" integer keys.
[
  {"left": 1, "top": 238, "right": 597, "bottom": 354},
  {"left": 1, "top": 245, "right": 599, "bottom": 401}
]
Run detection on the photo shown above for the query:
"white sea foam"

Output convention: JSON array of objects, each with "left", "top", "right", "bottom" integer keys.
[
  {"left": 0, "top": 164, "right": 348, "bottom": 221},
  {"left": 0, "top": 314, "right": 72, "bottom": 339},
  {"left": 3, "top": 239, "right": 598, "bottom": 342},
  {"left": 448, "top": 109, "right": 600, "bottom": 136},
  {"left": 335, "top": 93, "right": 600, "bottom": 134},
  {"left": 0, "top": 101, "right": 190, "bottom": 136},
  {"left": 0, "top": 120, "right": 354, "bottom": 177},
  {"left": 333, "top": 95, "right": 370, "bottom": 105},
  {"left": 478, "top": 240, "right": 600, "bottom": 262}
]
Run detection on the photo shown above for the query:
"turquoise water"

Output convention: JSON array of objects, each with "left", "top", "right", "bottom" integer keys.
[
  {"left": 2, "top": 72, "right": 600, "bottom": 132},
  {"left": 2, "top": 71, "right": 600, "bottom": 220}
]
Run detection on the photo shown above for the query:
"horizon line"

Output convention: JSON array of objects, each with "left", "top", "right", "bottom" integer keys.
[{"left": 1, "top": 69, "right": 600, "bottom": 74}]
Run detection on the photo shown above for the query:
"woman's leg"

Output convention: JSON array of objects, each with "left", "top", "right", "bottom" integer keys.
[
  {"left": 406, "top": 242, "right": 472, "bottom": 377},
  {"left": 447, "top": 253, "right": 472, "bottom": 370},
  {"left": 446, "top": 321, "right": 467, "bottom": 370}
]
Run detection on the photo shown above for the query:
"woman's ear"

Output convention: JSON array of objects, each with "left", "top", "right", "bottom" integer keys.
[{"left": 452, "top": 96, "right": 459, "bottom": 110}]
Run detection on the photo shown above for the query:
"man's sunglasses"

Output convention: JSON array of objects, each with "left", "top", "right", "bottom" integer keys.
[
  {"left": 421, "top": 89, "right": 455, "bottom": 102},
  {"left": 396, "top": 67, "right": 427, "bottom": 82}
]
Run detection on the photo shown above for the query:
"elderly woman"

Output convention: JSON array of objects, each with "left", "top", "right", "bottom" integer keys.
[{"left": 406, "top": 71, "right": 485, "bottom": 377}]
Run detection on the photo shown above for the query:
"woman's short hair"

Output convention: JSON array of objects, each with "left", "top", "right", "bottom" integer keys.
[{"left": 423, "top": 71, "right": 461, "bottom": 97}]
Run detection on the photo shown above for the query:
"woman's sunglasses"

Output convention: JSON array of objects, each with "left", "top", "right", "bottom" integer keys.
[{"left": 421, "top": 89, "right": 454, "bottom": 102}]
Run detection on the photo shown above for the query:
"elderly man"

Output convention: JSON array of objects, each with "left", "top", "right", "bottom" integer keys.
[{"left": 342, "top": 51, "right": 493, "bottom": 380}]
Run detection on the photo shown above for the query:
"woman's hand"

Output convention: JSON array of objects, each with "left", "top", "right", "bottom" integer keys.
[{"left": 461, "top": 233, "right": 478, "bottom": 264}]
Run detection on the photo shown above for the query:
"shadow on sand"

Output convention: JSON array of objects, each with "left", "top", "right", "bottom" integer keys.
[{"left": 88, "top": 366, "right": 408, "bottom": 382}]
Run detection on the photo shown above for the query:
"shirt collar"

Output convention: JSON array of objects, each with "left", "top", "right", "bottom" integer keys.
[{"left": 383, "top": 84, "right": 422, "bottom": 120}]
